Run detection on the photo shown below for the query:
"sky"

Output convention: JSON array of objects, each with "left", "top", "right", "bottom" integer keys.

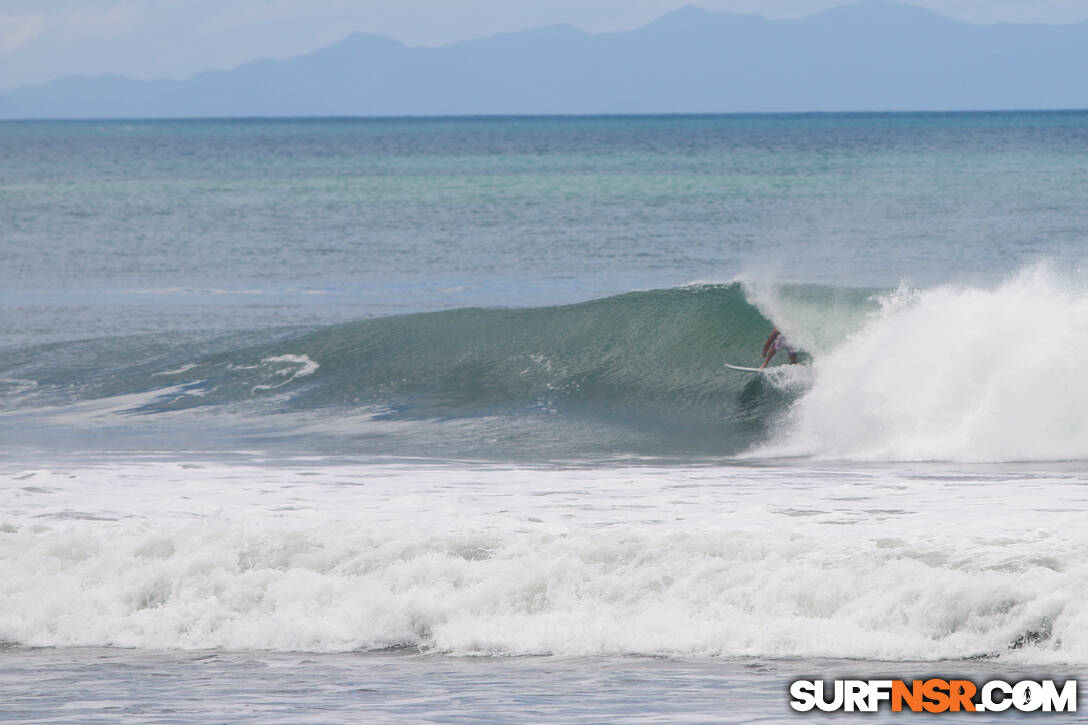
[{"left": 4, "top": 0, "right": 1088, "bottom": 91}]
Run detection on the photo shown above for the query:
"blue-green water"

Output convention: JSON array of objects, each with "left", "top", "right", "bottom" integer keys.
[
  {"left": 3, "top": 113, "right": 1088, "bottom": 721},
  {"left": 5, "top": 113, "right": 1088, "bottom": 339}
]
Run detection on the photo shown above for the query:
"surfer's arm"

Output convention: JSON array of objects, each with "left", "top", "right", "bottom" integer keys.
[{"left": 761, "top": 328, "right": 779, "bottom": 357}]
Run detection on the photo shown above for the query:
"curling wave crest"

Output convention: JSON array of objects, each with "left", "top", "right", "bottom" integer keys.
[
  {"left": 766, "top": 265, "right": 1088, "bottom": 462},
  {"left": 6, "top": 267, "right": 1088, "bottom": 463}
]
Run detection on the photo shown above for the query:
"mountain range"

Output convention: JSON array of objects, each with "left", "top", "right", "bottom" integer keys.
[{"left": 3, "top": 0, "right": 1088, "bottom": 119}]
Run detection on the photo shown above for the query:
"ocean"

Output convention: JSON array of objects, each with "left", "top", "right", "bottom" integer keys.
[{"left": 3, "top": 112, "right": 1088, "bottom": 722}]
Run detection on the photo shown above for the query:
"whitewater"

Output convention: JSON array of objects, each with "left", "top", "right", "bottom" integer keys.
[
  {"left": 6, "top": 271, "right": 1088, "bottom": 719},
  {"left": 5, "top": 113, "right": 1088, "bottom": 721},
  {"left": 4, "top": 457, "right": 1088, "bottom": 662},
  {"left": 5, "top": 266, "right": 1088, "bottom": 658}
]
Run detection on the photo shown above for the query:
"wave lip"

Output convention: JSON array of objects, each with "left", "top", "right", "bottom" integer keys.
[
  {"left": 765, "top": 266, "right": 1088, "bottom": 462},
  {"left": 10, "top": 268, "right": 1086, "bottom": 463}
]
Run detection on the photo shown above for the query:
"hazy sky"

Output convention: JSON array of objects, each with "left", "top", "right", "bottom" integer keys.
[{"left": 4, "top": 0, "right": 1088, "bottom": 90}]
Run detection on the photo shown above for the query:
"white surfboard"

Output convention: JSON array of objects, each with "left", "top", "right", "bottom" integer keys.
[{"left": 723, "top": 363, "right": 766, "bottom": 373}]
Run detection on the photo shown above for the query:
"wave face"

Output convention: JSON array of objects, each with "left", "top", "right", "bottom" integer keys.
[
  {"left": 7, "top": 267, "right": 1088, "bottom": 463},
  {"left": 2, "top": 284, "right": 832, "bottom": 459},
  {"left": 767, "top": 265, "right": 1088, "bottom": 462}
]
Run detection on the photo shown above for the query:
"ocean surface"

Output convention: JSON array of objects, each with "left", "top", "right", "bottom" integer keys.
[{"left": 3, "top": 112, "right": 1088, "bottom": 722}]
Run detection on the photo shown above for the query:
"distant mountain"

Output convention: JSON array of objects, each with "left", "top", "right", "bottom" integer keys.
[{"left": 3, "top": 0, "right": 1088, "bottom": 118}]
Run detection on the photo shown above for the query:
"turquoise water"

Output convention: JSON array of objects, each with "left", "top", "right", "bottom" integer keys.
[
  {"left": 4, "top": 112, "right": 1088, "bottom": 459},
  {"left": 3, "top": 112, "right": 1088, "bottom": 721},
  {"left": 4, "top": 113, "right": 1088, "bottom": 338}
]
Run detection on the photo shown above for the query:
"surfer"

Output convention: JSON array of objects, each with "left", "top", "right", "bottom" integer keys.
[{"left": 760, "top": 327, "right": 798, "bottom": 368}]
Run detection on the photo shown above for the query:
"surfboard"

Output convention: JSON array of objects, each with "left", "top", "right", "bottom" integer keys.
[{"left": 723, "top": 363, "right": 766, "bottom": 373}]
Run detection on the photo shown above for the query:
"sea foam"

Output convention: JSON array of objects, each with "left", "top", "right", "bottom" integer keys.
[
  {"left": 2, "top": 461, "right": 1086, "bottom": 661},
  {"left": 761, "top": 265, "right": 1088, "bottom": 461}
]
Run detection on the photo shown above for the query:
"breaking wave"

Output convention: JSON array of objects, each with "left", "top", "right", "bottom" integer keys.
[{"left": 5, "top": 266, "right": 1088, "bottom": 462}]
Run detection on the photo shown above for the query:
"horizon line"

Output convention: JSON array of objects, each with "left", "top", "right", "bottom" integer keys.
[{"left": 3, "top": 107, "right": 1088, "bottom": 124}]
